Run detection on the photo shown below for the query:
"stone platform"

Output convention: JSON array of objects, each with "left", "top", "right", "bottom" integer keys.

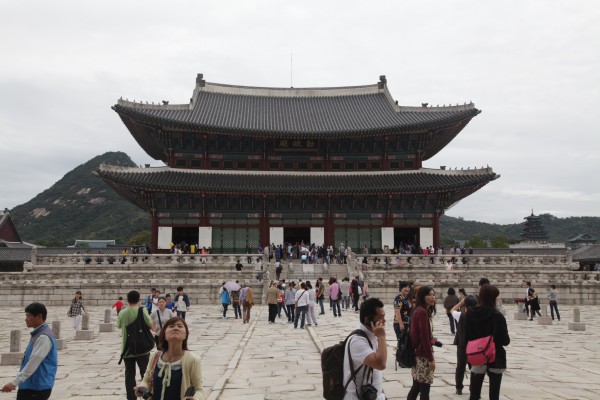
[{"left": 0, "top": 304, "right": 598, "bottom": 399}]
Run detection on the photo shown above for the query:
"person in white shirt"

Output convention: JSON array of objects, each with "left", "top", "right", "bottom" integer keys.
[
  {"left": 343, "top": 297, "right": 387, "bottom": 400},
  {"left": 294, "top": 282, "right": 310, "bottom": 329},
  {"left": 305, "top": 281, "right": 318, "bottom": 327}
]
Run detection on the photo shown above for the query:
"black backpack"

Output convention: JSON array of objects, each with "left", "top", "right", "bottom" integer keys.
[
  {"left": 118, "top": 307, "right": 155, "bottom": 364},
  {"left": 321, "top": 329, "right": 371, "bottom": 400}
]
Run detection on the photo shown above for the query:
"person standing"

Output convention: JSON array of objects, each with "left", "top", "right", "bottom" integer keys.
[
  {"left": 305, "top": 281, "right": 318, "bottom": 327},
  {"left": 547, "top": 285, "right": 561, "bottom": 321},
  {"left": 343, "top": 298, "right": 387, "bottom": 400},
  {"left": 116, "top": 290, "right": 153, "bottom": 400},
  {"left": 67, "top": 290, "right": 85, "bottom": 333},
  {"left": 266, "top": 281, "right": 279, "bottom": 324},
  {"left": 285, "top": 282, "right": 297, "bottom": 323},
  {"left": 231, "top": 287, "right": 242, "bottom": 320},
  {"left": 466, "top": 284, "right": 510, "bottom": 400},
  {"left": 393, "top": 281, "right": 411, "bottom": 341},
  {"left": 451, "top": 295, "right": 478, "bottom": 395},
  {"left": 1, "top": 303, "right": 58, "bottom": 400},
  {"left": 316, "top": 277, "right": 325, "bottom": 315},
  {"left": 175, "top": 286, "right": 190, "bottom": 320},
  {"left": 275, "top": 260, "right": 283, "bottom": 281},
  {"left": 443, "top": 288, "right": 460, "bottom": 335},
  {"left": 407, "top": 286, "right": 439, "bottom": 400},
  {"left": 329, "top": 278, "right": 342, "bottom": 317},
  {"left": 524, "top": 281, "right": 532, "bottom": 317},
  {"left": 340, "top": 277, "right": 351, "bottom": 310},
  {"left": 294, "top": 282, "right": 309, "bottom": 329},
  {"left": 528, "top": 288, "right": 541, "bottom": 321}
]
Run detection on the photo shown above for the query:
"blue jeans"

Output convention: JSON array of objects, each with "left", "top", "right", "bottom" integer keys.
[
  {"left": 318, "top": 297, "right": 324, "bottom": 314},
  {"left": 549, "top": 300, "right": 560, "bottom": 320},
  {"left": 332, "top": 298, "right": 341, "bottom": 317},
  {"left": 294, "top": 305, "right": 307, "bottom": 328}
]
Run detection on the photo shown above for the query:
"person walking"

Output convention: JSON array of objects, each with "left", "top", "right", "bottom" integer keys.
[
  {"left": 150, "top": 296, "right": 175, "bottom": 348},
  {"left": 67, "top": 290, "right": 86, "bottom": 333},
  {"left": 316, "top": 277, "right": 325, "bottom": 315},
  {"left": 466, "top": 284, "right": 510, "bottom": 400},
  {"left": 1, "top": 303, "right": 58, "bottom": 400},
  {"left": 266, "top": 281, "right": 279, "bottom": 324},
  {"left": 219, "top": 283, "right": 231, "bottom": 319},
  {"left": 547, "top": 284, "right": 561, "bottom": 321},
  {"left": 340, "top": 277, "right": 351, "bottom": 310},
  {"left": 174, "top": 286, "right": 190, "bottom": 320},
  {"left": 117, "top": 290, "right": 153, "bottom": 400},
  {"left": 240, "top": 284, "right": 254, "bottom": 324},
  {"left": 407, "top": 286, "right": 439, "bottom": 400}
]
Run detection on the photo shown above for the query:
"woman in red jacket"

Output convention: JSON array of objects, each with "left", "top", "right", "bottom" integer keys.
[{"left": 407, "top": 286, "right": 439, "bottom": 400}]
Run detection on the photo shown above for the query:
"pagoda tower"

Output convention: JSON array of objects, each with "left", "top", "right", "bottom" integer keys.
[
  {"left": 98, "top": 74, "right": 499, "bottom": 253},
  {"left": 519, "top": 211, "right": 549, "bottom": 244}
]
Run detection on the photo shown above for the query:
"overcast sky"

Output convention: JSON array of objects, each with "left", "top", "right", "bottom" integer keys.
[{"left": 1, "top": 1, "right": 598, "bottom": 224}]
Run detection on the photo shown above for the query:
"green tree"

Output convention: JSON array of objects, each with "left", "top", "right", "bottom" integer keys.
[
  {"left": 465, "top": 235, "right": 487, "bottom": 248},
  {"left": 490, "top": 236, "right": 510, "bottom": 248},
  {"left": 128, "top": 230, "right": 151, "bottom": 246}
]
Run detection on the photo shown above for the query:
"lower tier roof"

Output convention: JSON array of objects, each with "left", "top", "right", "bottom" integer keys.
[{"left": 97, "top": 165, "right": 498, "bottom": 195}]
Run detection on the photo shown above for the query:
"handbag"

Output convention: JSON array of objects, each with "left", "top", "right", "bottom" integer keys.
[{"left": 466, "top": 335, "right": 496, "bottom": 365}]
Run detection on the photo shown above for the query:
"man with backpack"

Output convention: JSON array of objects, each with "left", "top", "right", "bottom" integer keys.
[
  {"left": 322, "top": 298, "right": 387, "bottom": 400},
  {"left": 117, "top": 290, "right": 153, "bottom": 400}
]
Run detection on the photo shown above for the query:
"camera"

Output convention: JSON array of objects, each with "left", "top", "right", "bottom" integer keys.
[
  {"left": 137, "top": 388, "right": 153, "bottom": 400},
  {"left": 184, "top": 386, "right": 196, "bottom": 397},
  {"left": 359, "top": 383, "right": 378, "bottom": 400},
  {"left": 434, "top": 340, "right": 443, "bottom": 348}
]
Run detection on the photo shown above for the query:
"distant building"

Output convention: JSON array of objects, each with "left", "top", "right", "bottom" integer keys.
[
  {"left": 71, "top": 239, "right": 116, "bottom": 248},
  {"left": 0, "top": 208, "right": 21, "bottom": 243},
  {"left": 567, "top": 234, "right": 598, "bottom": 249},
  {"left": 510, "top": 210, "right": 564, "bottom": 249},
  {"left": 99, "top": 74, "right": 498, "bottom": 253}
]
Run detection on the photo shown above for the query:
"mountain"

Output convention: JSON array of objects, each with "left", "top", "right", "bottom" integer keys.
[
  {"left": 8, "top": 152, "right": 600, "bottom": 247},
  {"left": 440, "top": 214, "right": 600, "bottom": 244},
  {"left": 10, "top": 152, "right": 150, "bottom": 246}
]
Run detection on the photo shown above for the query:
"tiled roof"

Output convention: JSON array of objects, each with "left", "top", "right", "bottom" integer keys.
[
  {"left": 113, "top": 77, "right": 479, "bottom": 138},
  {"left": 572, "top": 245, "right": 600, "bottom": 262},
  {"left": 97, "top": 165, "right": 498, "bottom": 195}
]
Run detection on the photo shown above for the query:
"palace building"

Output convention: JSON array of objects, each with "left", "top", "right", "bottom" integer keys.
[{"left": 98, "top": 74, "right": 498, "bottom": 253}]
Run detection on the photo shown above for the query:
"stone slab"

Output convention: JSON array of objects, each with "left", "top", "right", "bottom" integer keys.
[
  {"left": 99, "top": 323, "right": 115, "bottom": 332},
  {"left": 568, "top": 321, "right": 586, "bottom": 331},
  {"left": 56, "top": 338, "right": 66, "bottom": 350},
  {"left": 514, "top": 312, "right": 528, "bottom": 320},
  {"left": 0, "top": 352, "right": 22, "bottom": 365},
  {"left": 538, "top": 316, "right": 553, "bottom": 325},
  {"left": 74, "top": 330, "right": 94, "bottom": 340}
]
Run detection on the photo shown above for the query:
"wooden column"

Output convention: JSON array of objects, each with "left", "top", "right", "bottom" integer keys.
[
  {"left": 260, "top": 195, "right": 269, "bottom": 246},
  {"left": 325, "top": 194, "right": 333, "bottom": 246}
]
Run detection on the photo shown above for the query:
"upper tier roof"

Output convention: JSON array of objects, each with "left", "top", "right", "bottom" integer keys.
[
  {"left": 97, "top": 165, "right": 498, "bottom": 195},
  {"left": 113, "top": 75, "right": 479, "bottom": 137}
]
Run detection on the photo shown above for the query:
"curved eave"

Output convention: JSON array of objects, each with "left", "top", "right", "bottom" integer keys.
[
  {"left": 97, "top": 166, "right": 498, "bottom": 197},
  {"left": 112, "top": 104, "right": 479, "bottom": 140}
]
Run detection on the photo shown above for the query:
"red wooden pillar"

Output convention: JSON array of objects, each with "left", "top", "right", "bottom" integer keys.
[{"left": 325, "top": 194, "right": 333, "bottom": 246}]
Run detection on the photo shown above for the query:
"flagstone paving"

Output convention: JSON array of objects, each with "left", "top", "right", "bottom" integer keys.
[{"left": 0, "top": 302, "right": 598, "bottom": 399}]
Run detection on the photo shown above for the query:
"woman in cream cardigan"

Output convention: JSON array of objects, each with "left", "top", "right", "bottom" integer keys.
[{"left": 135, "top": 317, "right": 203, "bottom": 400}]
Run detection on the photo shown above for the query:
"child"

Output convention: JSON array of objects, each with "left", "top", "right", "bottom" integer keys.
[
  {"left": 112, "top": 296, "right": 124, "bottom": 315},
  {"left": 165, "top": 294, "right": 175, "bottom": 310}
]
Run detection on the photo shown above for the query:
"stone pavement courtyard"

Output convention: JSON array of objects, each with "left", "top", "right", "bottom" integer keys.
[{"left": 0, "top": 302, "right": 598, "bottom": 399}]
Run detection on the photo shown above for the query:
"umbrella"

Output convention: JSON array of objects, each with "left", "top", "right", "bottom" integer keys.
[{"left": 224, "top": 281, "right": 241, "bottom": 291}]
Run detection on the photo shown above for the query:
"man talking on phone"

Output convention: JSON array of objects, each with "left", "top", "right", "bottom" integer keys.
[{"left": 343, "top": 297, "right": 387, "bottom": 400}]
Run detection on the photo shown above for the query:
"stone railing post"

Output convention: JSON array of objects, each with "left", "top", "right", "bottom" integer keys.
[
  {"left": 75, "top": 313, "right": 94, "bottom": 340},
  {"left": 568, "top": 308, "right": 585, "bottom": 331},
  {"left": 1, "top": 330, "right": 22, "bottom": 365},
  {"left": 52, "top": 321, "right": 66, "bottom": 350},
  {"left": 99, "top": 309, "right": 115, "bottom": 332}
]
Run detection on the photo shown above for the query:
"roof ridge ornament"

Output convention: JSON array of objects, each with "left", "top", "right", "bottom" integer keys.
[{"left": 378, "top": 75, "right": 387, "bottom": 89}]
